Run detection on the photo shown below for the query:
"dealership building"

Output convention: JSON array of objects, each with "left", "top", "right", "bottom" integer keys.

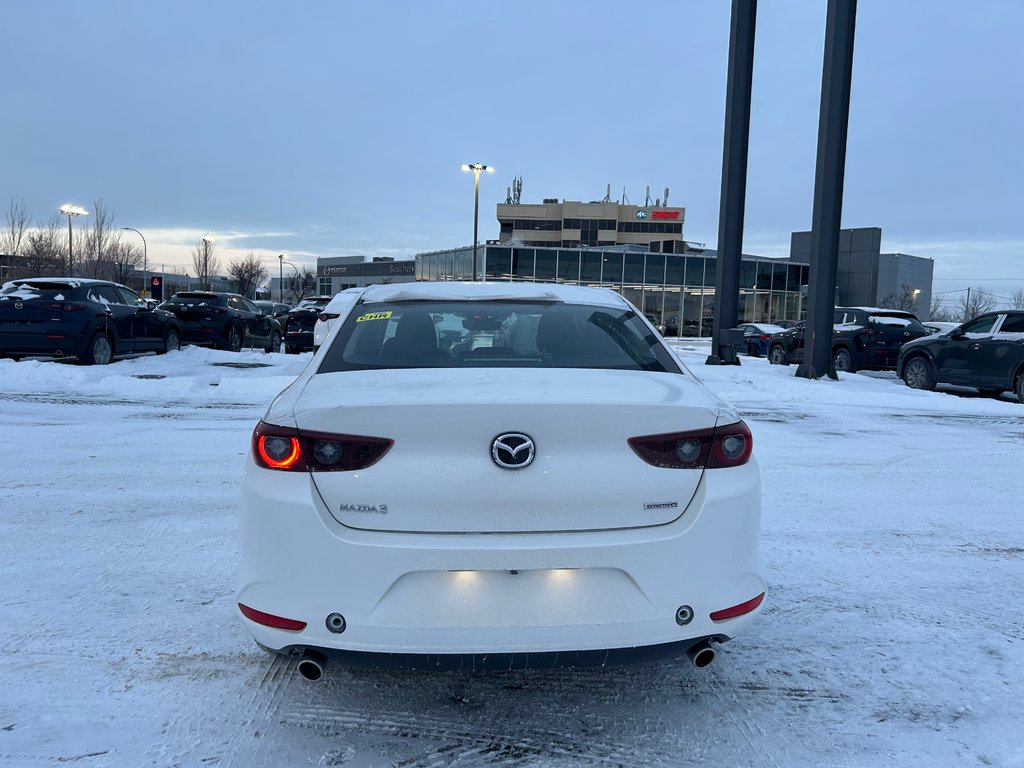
[
  {"left": 315, "top": 255, "right": 416, "bottom": 296},
  {"left": 414, "top": 197, "right": 933, "bottom": 332}
]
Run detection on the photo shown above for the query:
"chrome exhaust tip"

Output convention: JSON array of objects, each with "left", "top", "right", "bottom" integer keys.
[
  {"left": 297, "top": 649, "right": 327, "bottom": 681},
  {"left": 686, "top": 640, "right": 716, "bottom": 669}
]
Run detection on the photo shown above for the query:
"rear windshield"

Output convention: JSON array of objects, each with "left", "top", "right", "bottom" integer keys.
[
  {"left": 1, "top": 282, "right": 78, "bottom": 301},
  {"left": 165, "top": 293, "right": 224, "bottom": 306},
  {"left": 868, "top": 313, "right": 927, "bottom": 331},
  {"left": 318, "top": 300, "right": 680, "bottom": 373}
]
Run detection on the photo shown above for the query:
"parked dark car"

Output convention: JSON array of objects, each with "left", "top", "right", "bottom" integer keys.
[
  {"left": 772, "top": 319, "right": 802, "bottom": 330},
  {"left": 254, "top": 301, "right": 292, "bottom": 329},
  {"left": 160, "top": 292, "right": 282, "bottom": 352},
  {"left": 897, "top": 311, "right": 1024, "bottom": 402},
  {"left": 283, "top": 296, "right": 333, "bottom": 354},
  {"left": 735, "top": 322, "right": 788, "bottom": 357},
  {"left": 0, "top": 278, "right": 182, "bottom": 364},
  {"left": 767, "top": 307, "right": 928, "bottom": 372}
]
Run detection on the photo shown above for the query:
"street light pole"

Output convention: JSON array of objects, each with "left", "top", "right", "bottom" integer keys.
[
  {"left": 461, "top": 163, "right": 495, "bottom": 281},
  {"left": 59, "top": 204, "right": 88, "bottom": 276},
  {"left": 279, "top": 254, "right": 284, "bottom": 302},
  {"left": 121, "top": 227, "right": 147, "bottom": 295}
]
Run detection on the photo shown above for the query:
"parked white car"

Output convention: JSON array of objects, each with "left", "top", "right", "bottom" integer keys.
[
  {"left": 312, "top": 288, "right": 363, "bottom": 350},
  {"left": 239, "top": 282, "right": 765, "bottom": 678}
]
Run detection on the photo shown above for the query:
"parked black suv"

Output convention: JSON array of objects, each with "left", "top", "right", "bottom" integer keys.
[
  {"left": 283, "top": 296, "right": 333, "bottom": 354},
  {"left": 767, "top": 307, "right": 928, "bottom": 372},
  {"left": 0, "top": 278, "right": 182, "bottom": 364},
  {"left": 160, "top": 292, "right": 282, "bottom": 352},
  {"left": 897, "top": 311, "right": 1024, "bottom": 402}
]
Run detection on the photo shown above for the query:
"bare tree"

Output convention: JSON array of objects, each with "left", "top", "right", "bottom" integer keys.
[
  {"left": 1010, "top": 288, "right": 1024, "bottom": 310},
  {"left": 878, "top": 283, "right": 921, "bottom": 313},
  {"left": 78, "top": 199, "right": 117, "bottom": 278},
  {"left": 191, "top": 238, "right": 220, "bottom": 291},
  {"left": 929, "top": 293, "right": 955, "bottom": 322},
  {"left": 23, "top": 215, "right": 68, "bottom": 277},
  {"left": 228, "top": 251, "right": 268, "bottom": 299},
  {"left": 957, "top": 287, "right": 997, "bottom": 322},
  {"left": 106, "top": 240, "right": 143, "bottom": 285},
  {"left": 1, "top": 197, "right": 30, "bottom": 256},
  {"left": 284, "top": 265, "right": 317, "bottom": 303}
]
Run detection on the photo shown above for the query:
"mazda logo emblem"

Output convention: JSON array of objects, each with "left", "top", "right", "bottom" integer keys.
[
  {"left": 14, "top": 301, "right": 23, "bottom": 309},
  {"left": 491, "top": 433, "right": 535, "bottom": 470}
]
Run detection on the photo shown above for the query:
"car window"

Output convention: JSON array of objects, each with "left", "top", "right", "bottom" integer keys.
[
  {"left": 995, "top": 314, "right": 1024, "bottom": 338},
  {"left": 961, "top": 315, "right": 998, "bottom": 338},
  {"left": 85, "top": 284, "right": 123, "bottom": 306},
  {"left": 240, "top": 298, "right": 259, "bottom": 313},
  {"left": 115, "top": 286, "right": 147, "bottom": 307},
  {"left": 229, "top": 296, "right": 246, "bottom": 311},
  {"left": 318, "top": 300, "right": 681, "bottom": 373}
]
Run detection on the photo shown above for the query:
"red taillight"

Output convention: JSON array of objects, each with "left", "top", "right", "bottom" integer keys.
[
  {"left": 318, "top": 312, "right": 340, "bottom": 322},
  {"left": 628, "top": 420, "right": 752, "bottom": 469},
  {"left": 710, "top": 592, "right": 765, "bottom": 622},
  {"left": 238, "top": 603, "right": 307, "bottom": 631},
  {"left": 861, "top": 328, "right": 881, "bottom": 336},
  {"left": 252, "top": 421, "right": 393, "bottom": 472},
  {"left": 41, "top": 302, "right": 86, "bottom": 312},
  {"left": 758, "top": 334, "right": 770, "bottom": 340}
]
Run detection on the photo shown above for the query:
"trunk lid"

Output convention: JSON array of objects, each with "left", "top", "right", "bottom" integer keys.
[{"left": 295, "top": 368, "right": 722, "bottom": 534}]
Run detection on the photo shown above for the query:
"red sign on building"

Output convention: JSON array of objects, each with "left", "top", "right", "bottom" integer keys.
[{"left": 650, "top": 210, "right": 680, "bottom": 220}]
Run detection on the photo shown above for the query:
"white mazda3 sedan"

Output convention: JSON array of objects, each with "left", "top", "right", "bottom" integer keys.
[{"left": 239, "top": 282, "right": 764, "bottom": 678}]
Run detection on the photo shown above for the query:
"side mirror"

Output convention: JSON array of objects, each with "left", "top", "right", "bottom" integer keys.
[{"left": 949, "top": 328, "right": 964, "bottom": 339}]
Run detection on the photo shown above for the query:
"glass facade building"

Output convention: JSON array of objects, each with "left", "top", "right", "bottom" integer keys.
[{"left": 415, "top": 244, "right": 809, "bottom": 336}]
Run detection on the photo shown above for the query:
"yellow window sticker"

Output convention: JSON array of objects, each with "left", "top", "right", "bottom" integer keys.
[{"left": 356, "top": 311, "right": 393, "bottom": 323}]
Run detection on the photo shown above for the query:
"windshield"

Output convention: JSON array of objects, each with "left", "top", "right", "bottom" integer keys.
[{"left": 318, "top": 300, "right": 680, "bottom": 373}]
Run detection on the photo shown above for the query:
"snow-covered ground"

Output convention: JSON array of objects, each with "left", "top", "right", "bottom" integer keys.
[{"left": 1, "top": 342, "right": 1022, "bottom": 767}]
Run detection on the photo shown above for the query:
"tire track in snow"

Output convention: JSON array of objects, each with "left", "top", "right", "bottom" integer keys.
[
  {"left": 279, "top": 704, "right": 675, "bottom": 767},
  {"left": 218, "top": 652, "right": 296, "bottom": 767}
]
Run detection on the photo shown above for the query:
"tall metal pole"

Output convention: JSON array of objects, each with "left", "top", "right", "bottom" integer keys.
[
  {"left": 796, "top": 0, "right": 858, "bottom": 379},
  {"left": 67, "top": 214, "right": 74, "bottom": 276},
  {"left": 706, "top": 0, "right": 757, "bottom": 366},
  {"left": 472, "top": 168, "right": 481, "bottom": 282},
  {"left": 279, "top": 254, "right": 284, "bottom": 302}
]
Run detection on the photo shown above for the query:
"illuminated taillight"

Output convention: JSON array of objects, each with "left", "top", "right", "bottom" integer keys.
[
  {"left": 257, "top": 432, "right": 302, "bottom": 469},
  {"left": 628, "top": 420, "right": 752, "bottom": 469},
  {"left": 252, "top": 421, "right": 393, "bottom": 472},
  {"left": 710, "top": 592, "right": 765, "bottom": 622},
  {"left": 238, "top": 603, "right": 307, "bottom": 631},
  {"left": 318, "top": 312, "right": 340, "bottom": 322}
]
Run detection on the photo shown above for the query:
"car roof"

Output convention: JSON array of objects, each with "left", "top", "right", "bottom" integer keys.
[
  {"left": 359, "top": 281, "right": 629, "bottom": 308},
  {"left": 11, "top": 277, "right": 111, "bottom": 287},
  {"left": 838, "top": 306, "right": 916, "bottom": 316}
]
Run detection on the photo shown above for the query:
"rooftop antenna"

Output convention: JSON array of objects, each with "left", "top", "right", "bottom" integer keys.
[
  {"left": 513, "top": 176, "right": 522, "bottom": 204},
  {"left": 505, "top": 185, "right": 513, "bottom": 205},
  {"left": 603, "top": 183, "right": 611, "bottom": 203},
  {"left": 645, "top": 185, "right": 653, "bottom": 207},
  {"left": 664, "top": 187, "right": 670, "bottom": 207},
  {"left": 620, "top": 187, "right": 630, "bottom": 205}
]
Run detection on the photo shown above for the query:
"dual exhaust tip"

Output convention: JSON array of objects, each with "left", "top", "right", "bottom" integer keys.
[{"left": 295, "top": 641, "right": 716, "bottom": 682}]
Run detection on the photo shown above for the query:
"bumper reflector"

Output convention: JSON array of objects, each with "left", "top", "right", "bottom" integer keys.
[
  {"left": 238, "top": 602, "right": 307, "bottom": 631},
  {"left": 709, "top": 592, "right": 765, "bottom": 622}
]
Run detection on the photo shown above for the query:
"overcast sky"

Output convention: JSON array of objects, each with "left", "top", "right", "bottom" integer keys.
[{"left": 5, "top": 1, "right": 1022, "bottom": 302}]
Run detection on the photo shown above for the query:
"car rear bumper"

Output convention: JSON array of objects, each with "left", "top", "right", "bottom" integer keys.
[
  {"left": 0, "top": 331, "right": 88, "bottom": 358},
  {"left": 238, "top": 456, "right": 765, "bottom": 659},
  {"left": 272, "top": 634, "right": 729, "bottom": 671},
  {"left": 285, "top": 330, "right": 314, "bottom": 349}
]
